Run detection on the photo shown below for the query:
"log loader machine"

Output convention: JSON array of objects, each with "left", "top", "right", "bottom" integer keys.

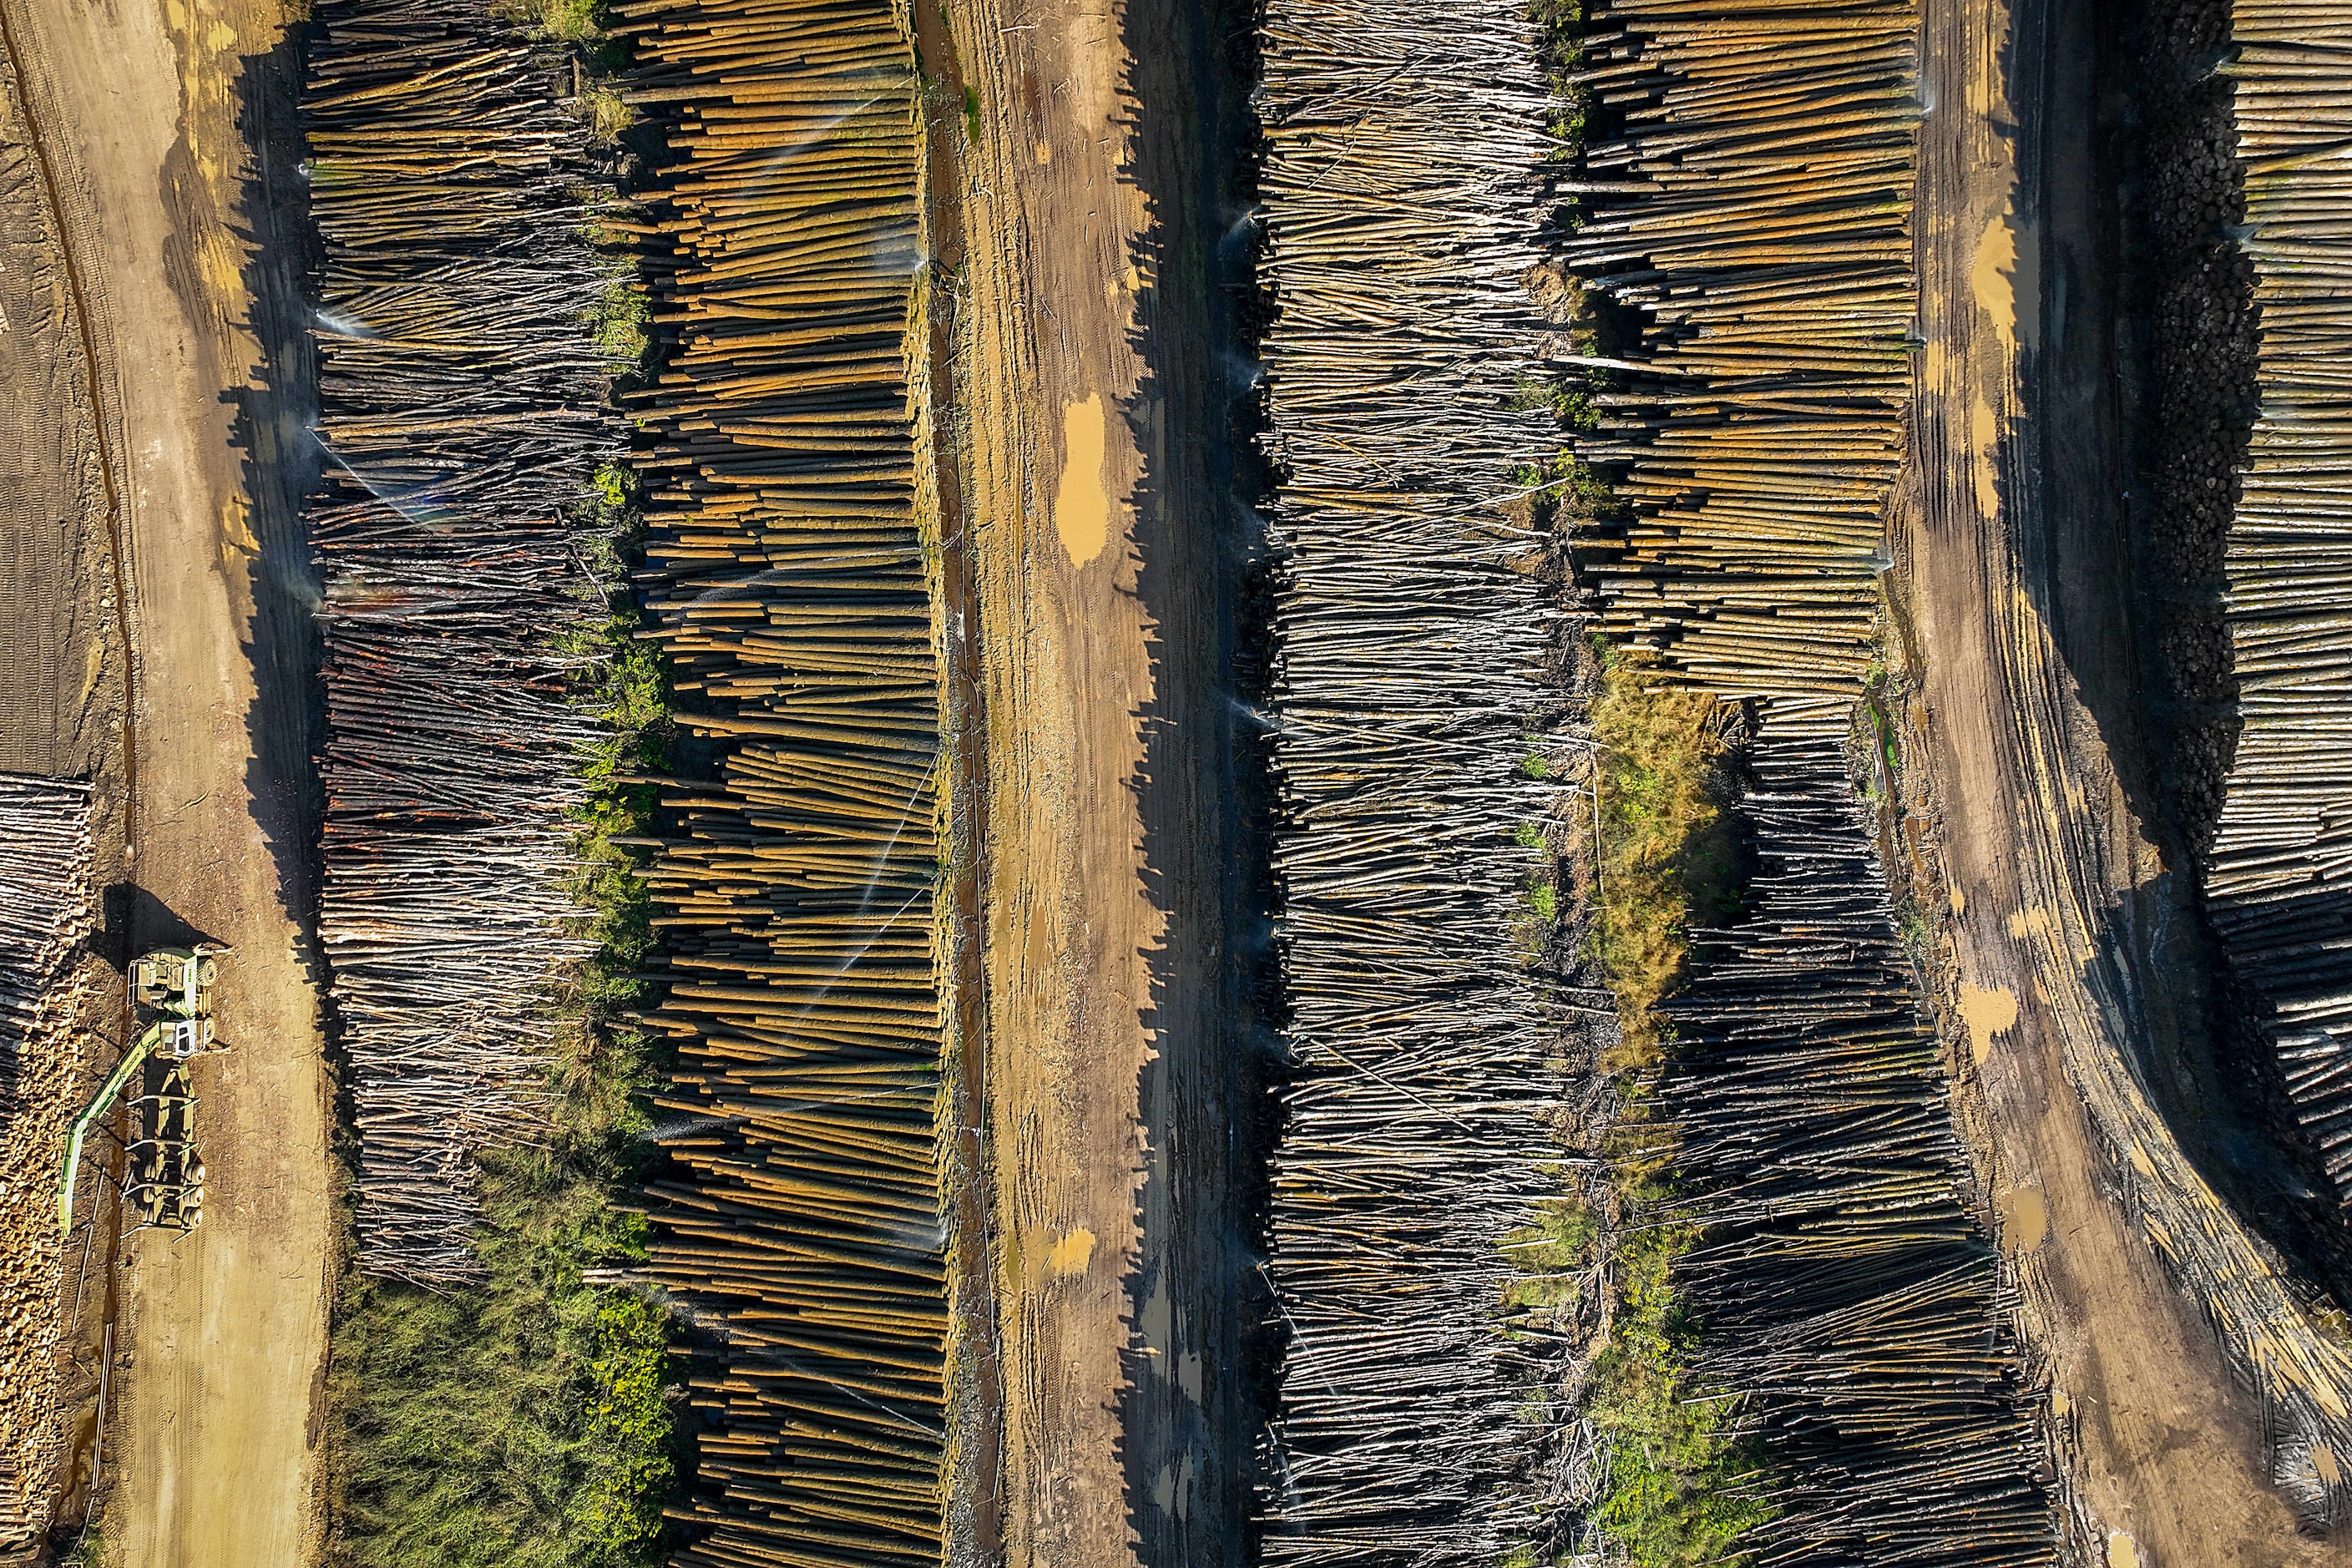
[{"left": 58, "top": 945, "right": 225, "bottom": 1235}]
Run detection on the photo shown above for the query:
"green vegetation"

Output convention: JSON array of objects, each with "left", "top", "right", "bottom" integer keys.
[
  {"left": 1588, "top": 645, "right": 1742, "bottom": 1069},
  {"left": 1584, "top": 1216, "right": 1773, "bottom": 1565},
  {"left": 591, "top": 264, "right": 652, "bottom": 372},
  {"left": 498, "top": 0, "right": 609, "bottom": 43},
  {"left": 1530, "top": 0, "right": 1594, "bottom": 153},
  {"left": 964, "top": 84, "right": 983, "bottom": 143},
  {"left": 1500, "top": 1194, "right": 1596, "bottom": 1321},
  {"left": 1501, "top": 8, "right": 1768, "bottom": 1563},
  {"left": 326, "top": 469, "right": 677, "bottom": 1568}
]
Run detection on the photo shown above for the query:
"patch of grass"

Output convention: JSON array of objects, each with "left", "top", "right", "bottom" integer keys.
[
  {"left": 964, "top": 85, "right": 982, "bottom": 144},
  {"left": 1586, "top": 1220, "right": 1774, "bottom": 1565},
  {"left": 1528, "top": 0, "right": 1593, "bottom": 156},
  {"left": 1501, "top": 1195, "right": 1597, "bottom": 1318},
  {"left": 326, "top": 473, "right": 676, "bottom": 1568},
  {"left": 1588, "top": 643, "right": 1743, "bottom": 1069},
  {"left": 590, "top": 266, "right": 650, "bottom": 370},
  {"left": 582, "top": 83, "right": 637, "bottom": 140},
  {"left": 498, "top": 0, "right": 608, "bottom": 42}
]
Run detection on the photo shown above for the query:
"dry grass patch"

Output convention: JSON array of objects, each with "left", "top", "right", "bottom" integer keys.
[{"left": 1588, "top": 646, "right": 1744, "bottom": 1068}]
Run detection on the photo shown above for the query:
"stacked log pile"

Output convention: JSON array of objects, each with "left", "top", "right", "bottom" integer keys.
[
  {"left": 615, "top": 2, "right": 946, "bottom": 1562},
  {"left": 1254, "top": 1, "right": 1564, "bottom": 1558},
  {"left": 304, "top": 2, "right": 620, "bottom": 1285},
  {"left": 0, "top": 774, "right": 86, "bottom": 1544},
  {"left": 1662, "top": 705, "right": 2054, "bottom": 1565},
  {"left": 0, "top": 773, "right": 93, "bottom": 1097},
  {"left": 1567, "top": 0, "right": 1918, "bottom": 696},
  {"left": 2208, "top": 13, "right": 2352, "bottom": 1211}
]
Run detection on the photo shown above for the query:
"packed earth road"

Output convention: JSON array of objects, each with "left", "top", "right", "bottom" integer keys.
[
  {"left": 0, "top": 0, "right": 331, "bottom": 1560},
  {"left": 1906, "top": 0, "right": 2352, "bottom": 1557},
  {"left": 933, "top": 0, "right": 1257, "bottom": 1561}
]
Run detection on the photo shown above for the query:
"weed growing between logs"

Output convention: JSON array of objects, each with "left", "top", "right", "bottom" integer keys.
[
  {"left": 1505, "top": 3, "right": 1781, "bottom": 1558},
  {"left": 1587, "top": 650, "right": 1742, "bottom": 1070}
]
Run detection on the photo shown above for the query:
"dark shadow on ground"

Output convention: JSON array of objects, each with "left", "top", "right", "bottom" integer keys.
[
  {"left": 225, "top": 28, "right": 326, "bottom": 978},
  {"left": 1110, "top": 0, "right": 1273, "bottom": 1562},
  {"left": 2000, "top": 0, "right": 2352, "bottom": 1305},
  {"left": 96, "top": 882, "right": 225, "bottom": 971}
]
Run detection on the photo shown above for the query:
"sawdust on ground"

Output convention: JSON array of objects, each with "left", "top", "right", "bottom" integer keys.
[
  {"left": 933, "top": 0, "right": 1252, "bottom": 1562},
  {"left": 3, "top": 0, "right": 332, "bottom": 1561},
  {"left": 1906, "top": 0, "right": 2350, "bottom": 1560}
]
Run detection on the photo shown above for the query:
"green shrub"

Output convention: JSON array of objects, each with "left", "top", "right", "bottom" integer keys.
[{"left": 1586, "top": 1223, "right": 1774, "bottom": 1566}]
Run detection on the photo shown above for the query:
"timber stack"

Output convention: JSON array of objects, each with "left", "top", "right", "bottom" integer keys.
[
  {"left": 1661, "top": 705, "right": 2054, "bottom": 1565},
  {"left": 2208, "top": 9, "right": 2352, "bottom": 1215},
  {"left": 304, "top": 0, "right": 620, "bottom": 1286},
  {"left": 1568, "top": 0, "right": 1919, "bottom": 697},
  {"left": 1255, "top": 0, "right": 1565, "bottom": 1557},
  {"left": 0, "top": 773, "right": 91, "bottom": 1102},
  {"left": 1560, "top": 3, "right": 2065, "bottom": 1550},
  {"left": 615, "top": 1, "right": 948, "bottom": 1562}
]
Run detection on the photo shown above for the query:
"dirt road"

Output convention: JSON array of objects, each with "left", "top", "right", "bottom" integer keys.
[
  {"left": 3, "top": 0, "right": 331, "bottom": 1560},
  {"left": 1906, "top": 0, "right": 2352, "bottom": 1559},
  {"left": 935, "top": 0, "right": 1257, "bottom": 1562}
]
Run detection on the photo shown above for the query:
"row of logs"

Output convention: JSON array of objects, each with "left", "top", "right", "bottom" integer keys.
[
  {"left": 612, "top": 0, "right": 947, "bottom": 1562},
  {"left": 1659, "top": 706, "right": 2056, "bottom": 1565},
  {"left": 303, "top": 0, "right": 621, "bottom": 1286},
  {"left": 0, "top": 773, "right": 93, "bottom": 1105},
  {"left": 2208, "top": 11, "right": 2352, "bottom": 1216},
  {"left": 1566, "top": 0, "right": 1919, "bottom": 696},
  {"left": 1255, "top": 1, "right": 1568, "bottom": 1560},
  {"left": 1557, "top": 4, "right": 2062, "bottom": 1550}
]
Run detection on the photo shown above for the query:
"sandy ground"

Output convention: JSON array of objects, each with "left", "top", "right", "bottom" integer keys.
[
  {"left": 2, "top": 0, "right": 331, "bottom": 1560},
  {"left": 933, "top": 0, "right": 1255, "bottom": 1563},
  {"left": 1905, "top": 0, "right": 2350, "bottom": 1560}
]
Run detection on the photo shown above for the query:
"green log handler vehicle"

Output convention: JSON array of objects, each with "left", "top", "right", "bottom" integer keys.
[{"left": 58, "top": 945, "right": 225, "bottom": 1236}]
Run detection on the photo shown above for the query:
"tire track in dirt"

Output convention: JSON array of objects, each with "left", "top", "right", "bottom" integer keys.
[
  {"left": 0, "top": 0, "right": 135, "bottom": 812},
  {"left": 1906, "top": 0, "right": 2352, "bottom": 1558}
]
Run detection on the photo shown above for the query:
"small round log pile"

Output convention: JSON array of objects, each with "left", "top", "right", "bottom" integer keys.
[
  {"left": 304, "top": 1, "right": 620, "bottom": 1286},
  {"left": 1254, "top": 0, "right": 1565, "bottom": 1559},
  {"left": 1568, "top": 0, "right": 1919, "bottom": 695},
  {"left": 1661, "top": 705, "right": 2055, "bottom": 1565},
  {"left": 614, "top": 1, "right": 945, "bottom": 1563},
  {"left": 0, "top": 772, "right": 93, "bottom": 1102},
  {"left": 2207, "top": 10, "right": 2352, "bottom": 1214}
]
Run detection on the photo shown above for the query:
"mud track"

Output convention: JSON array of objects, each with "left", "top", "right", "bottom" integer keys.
[
  {"left": 936, "top": 0, "right": 1262, "bottom": 1561},
  {"left": 1904, "top": 0, "right": 2352, "bottom": 1557},
  {"left": 3, "top": 0, "right": 331, "bottom": 1561}
]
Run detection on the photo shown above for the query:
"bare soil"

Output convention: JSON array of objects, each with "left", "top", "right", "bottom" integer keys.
[
  {"left": 1904, "top": 0, "right": 2352, "bottom": 1559},
  {"left": 933, "top": 0, "right": 1258, "bottom": 1562},
  {"left": 2, "top": 0, "right": 331, "bottom": 1561}
]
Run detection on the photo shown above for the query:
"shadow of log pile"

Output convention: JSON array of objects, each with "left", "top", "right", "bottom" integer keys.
[
  {"left": 1662, "top": 704, "right": 2053, "bottom": 1566},
  {"left": 1252, "top": 0, "right": 1564, "bottom": 1559},
  {"left": 2208, "top": 8, "right": 2352, "bottom": 1214},
  {"left": 1569, "top": 0, "right": 1916, "bottom": 696},
  {"left": 0, "top": 774, "right": 91, "bottom": 1101},
  {"left": 303, "top": 1, "right": 621, "bottom": 1287},
  {"left": 615, "top": 3, "right": 945, "bottom": 1563}
]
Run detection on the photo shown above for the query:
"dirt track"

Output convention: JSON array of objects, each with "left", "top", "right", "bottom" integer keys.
[
  {"left": 3, "top": 0, "right": 331, "bottom": 1560},
  {"left": 1906, "top": 0, "right": 2351, "bottom": 1559},
  {"left": 937, "top": 0, "right": 1255, "bottom": 1561}
]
